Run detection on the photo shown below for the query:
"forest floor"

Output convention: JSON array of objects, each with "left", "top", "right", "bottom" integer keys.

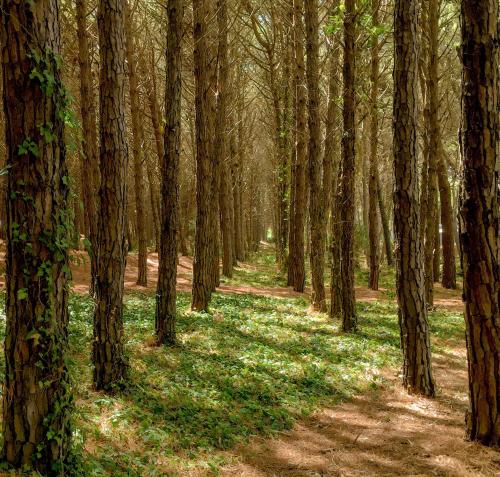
[{"left": 0, "top": 246, "right": 499, "bottom": 476}]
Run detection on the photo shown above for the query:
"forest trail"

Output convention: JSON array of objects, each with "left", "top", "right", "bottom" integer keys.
[{"left": 219, "top": 345, "right": 500, "bottom": 477}]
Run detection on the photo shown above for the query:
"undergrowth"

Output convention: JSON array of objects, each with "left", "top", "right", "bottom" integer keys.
[{"left": 0, "top": 250, "right": 464, "bottom": 476}]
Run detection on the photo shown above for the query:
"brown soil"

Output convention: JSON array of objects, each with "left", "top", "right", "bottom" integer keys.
[{"left": 217, "top": 345, "right": 500, "bottom": 477}]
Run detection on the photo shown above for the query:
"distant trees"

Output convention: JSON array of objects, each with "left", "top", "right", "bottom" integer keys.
[
  {"left": 393, "top": 0, "right": 435, "bottom": 396},
  {"left": 459, "top": 0, "right": 499, "bottom": 446},
  {"left": 1, "top": 0, "right": 73, "bottom": 471},
  {"left": 93, "top": 0, "right": 129, "bottom": 390}
]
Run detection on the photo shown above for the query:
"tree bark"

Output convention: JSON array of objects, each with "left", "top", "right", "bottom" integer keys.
[
  {"left": 340, "top": 0, "right": 357, "bottom": 331},
  {"left": 192, "top": 0, "right": 216, "bottom": 311},
  {"left": 437, "top": 145, "right": 456, "bottom": 288},
  {"left": 75, "top": 0, "right": 100, "bottom": 296},
  {"left": 393, "top": 0, "right": 435, "bottom": 396},
  {"left": 156, "top": 0, "right": 183, "bottom": 344},
  {"left": 1, "top": 0, "right": 72, "bottom": 471},
  {"left": 287, "top": 0, "right": 307, "bottom": 293},
  {"left": 459, "top": 0, "right": 499, "bottom": 447},
  {"left": 368, "top": 0, "right": 380, "bottom": 290},
  {"left": 305, "top": 0, "right": 327, "bottom": 311},
  {"left": 216, "top": 0, "right": 234, "bottom": 279},
  {"left": 423, "top": 0, "right": 440, "bottom": 307},
  {"left": 125, "top": 2, "right": 148, "bottom": 286},
  {"left": 93, "top": 0, "right": 129, "bottom": 390},
  {"left": 376, "top": 171, "right": 393, "bottom": 266}
]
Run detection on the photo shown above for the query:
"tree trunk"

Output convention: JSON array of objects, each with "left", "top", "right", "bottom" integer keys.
[
  {"left": 305, "top": 0, "right": 327, "bottom": 311},
  {"left": 125, "top": 2, "right": 148, "bottom": 287},
  {"left": 459, "top": 0, "right": 499, "bottom": 447},
  {"left": 156, "top": 0, "right": 183, "bottom": 344},
  {"left": 76, "top": 0, "right": 100, "bottom": 296},
  {"left": 93, "top": 0, "right": 129, "bottom": 390},
  {"left": 287, "top": 0, "right": 307, "bottom": 292},
  {"left": 340, "top": 0, "right": 357, "bottom": 331},
  {"left": 423, "top": 0, "right": 440, "bottom": 307},
  {"left": 216, "top": 0, "right": 234, "bottom": 279},
  {"left": 368, "top": 0, "right": 380, "bottom": 290},
  {"left": 393, "top": 0, "right": 435, "bottom": 396},
  {"left": 192, "top": 0, "right": 216, "bottom": 311},
  {"left": 376, "top": 171, "right": 393, "bottom": 266},
  {"left": 1, "top": 1, "right": 72, "bottom": 471},
  {"left": 437, "top": 145, "right": 456, "bottom": 288}
]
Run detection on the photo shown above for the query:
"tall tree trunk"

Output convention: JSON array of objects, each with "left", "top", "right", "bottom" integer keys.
[
  {"left": 376, "top": 171, "right": 393, "bottom": 266},
  {"left": 76, "top": 0, "right": 100, "bottom": 296},
  {"left": 287, "top": 0, "right": 307, "bottom": 292},
  {"left": 423, "top": 0, "right": 440, "bottom": 307},
  {"left": 368, "top": 0, "right": 380, "bottom": 290},
  {"left": 393, "top": 0, "right": 435, "bottom": 396},
  {"left": 459, "top": 0, "right": 499, "bottom": 447},
  {"left": 325, "top": 11, "right": 342, "bottom": 318},
  {"left": 192, "top": 0, "right": 216, "bottom": 311},
  {"left": 93, "top": 0, "right": 129, "bottom": 390},
  {"left": 305, "top": 0, "right": 326, "bottom": 311},
  {"left": 437, "top": 145, "right": 456, "bottom": 288},
  {"left": 156, "top": 0, "right": 183, "bottom": 344},
  {"left": 340, "top": 0, "right": 357, "bottom": 331},
  {"left": 216, "top": 0, "right": 234, "bottom": 278},
  {"left": 1, "top": 2, "right": 73, "bottom": 471},
  {"left": 125, "top": 2, "right": 148, "bottom": 286}
]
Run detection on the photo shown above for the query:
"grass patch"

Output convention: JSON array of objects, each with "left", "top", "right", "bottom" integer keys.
[{"left": 0, "top": 250, "right": 465, "bottom": 476}]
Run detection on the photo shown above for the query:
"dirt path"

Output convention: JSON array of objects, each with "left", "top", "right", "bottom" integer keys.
[{"left": 218, "top": 342, "right": 500, "bottom": 477}]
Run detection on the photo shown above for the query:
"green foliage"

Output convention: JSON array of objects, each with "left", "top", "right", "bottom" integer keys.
[{"left": 0, "top": 249, "right": 465, "bottom": 475}]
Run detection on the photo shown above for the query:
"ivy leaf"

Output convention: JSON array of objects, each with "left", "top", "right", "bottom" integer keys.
[{"left": 17, "top": 288, "right": 28, "bottom": 300}]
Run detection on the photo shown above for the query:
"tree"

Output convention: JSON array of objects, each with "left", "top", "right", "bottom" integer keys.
[
  {"left": 125, "top": 2, "right": 148, "bottom": 286},
  {"left": 216, "top": 0, "right": 234, "bottom": 279},
  {"left": 393, "top": 0, "right": 435, "bottom": 396},
  {"left": 76, "top": 0, "right": 100, "bottom": 296},
  {"left": 93, "top": 0, "right": 129, "bottom": 390},
  {"left": 305, "top": 0, "right": 327, "bottom": 311},
  {"left": 340, "top": 0, "right": 357, "bottom": 331},
  {"left": 368, "top": 0, "right": 380, "bottom": 291},
  {"left": 423, "top": 0, "right": 440, "bottom": 307},
  {"left": 1, "top": 0, "right": 73, "bottom": 471},
  {"left": 156, "top": 0, "right": 183, "bottom": 344},
  {"left": 192, "top": 0, "right": 216, "bottom": 311},
  {"left": 459, "top": 0, "right": 499, "bottom": 446},
  {"left": 288, "top": 0, "right": 307, "bottom": 293}
]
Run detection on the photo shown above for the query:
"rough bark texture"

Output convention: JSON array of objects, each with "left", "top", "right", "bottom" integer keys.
[
  {"left": 459, "top": 0, "right": 499, "bottom": 447},
  {"left": 368, "top": 0, "right": 380, "bottom": 291},
  {"left": 216, "top": 0, "right": 234, "bottom": 279},
  {"left": 76, "top": 0, "right": 100, "bottom": 296},
  {"left": 1, "top": 0, "right": 72, "bottom": 472},
  {"left": 192, "top": 0, "right": 216, "bottom": 311},
  {"left": 93, "top": 0, "right": 129, "bottom": 390},
  {"left": 287, "top": 0, "right": 307, "bottom": 293},
  {"left": 340, "top": 0, "right": 357, "bottom": 331},
  {"left": 156, "top": 0, "right": 183, "bottom": 344},
  {"left": 125, "top": 2, "right": 148, "bottom": 287},
  {"left": 305, "top": 0, "right": 326, "bottom": 311},
  {"left": 393, "top": 0, "right": 435, "bottom": 396},
  {"left": 423, "top": 0, "right": 440, "bottom": 308}
]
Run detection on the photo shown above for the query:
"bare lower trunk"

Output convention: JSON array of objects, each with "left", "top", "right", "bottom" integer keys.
[
  {"left": 459, "top": 0, "right": 499, "bottom": 446},
  {"left": 393, "top": 0, "right": 435, "bottom": 396}
]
